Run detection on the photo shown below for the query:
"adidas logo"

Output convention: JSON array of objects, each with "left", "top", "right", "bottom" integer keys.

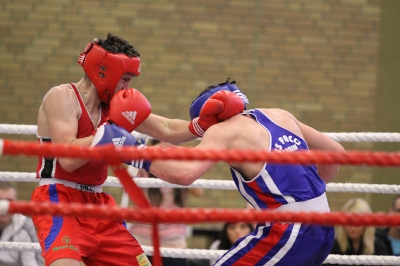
[
  {"left": 122, "top": 111, "right": 137, "bottom": 125},
  {"left": 112, "top": 136, "right": 126, "bottom": 147}
]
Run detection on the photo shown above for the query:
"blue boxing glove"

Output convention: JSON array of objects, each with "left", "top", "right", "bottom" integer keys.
[{"left": 91, "top": 123, "right": 152, "bottom": 171}]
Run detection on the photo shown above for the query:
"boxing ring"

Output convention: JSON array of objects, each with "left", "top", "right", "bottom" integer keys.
[{"left": 1, "top": 124, "right": 400, "bottom": 265}]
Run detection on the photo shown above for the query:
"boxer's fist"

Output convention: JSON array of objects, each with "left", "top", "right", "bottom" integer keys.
[
  {"left": 189, "top": 91, "right": 244, "bottom": 137},
  {"left": 109, "top": 89, "right": 151, "bottom": 133},
  {"left": 91, "top": 123, "right": 141, "bottom": 148},
  {"left": 91, "top": 124, "right": 152, "bottom": 171},
  {"left": 210, "top": 90, "right": 245, "bottom": 121}
]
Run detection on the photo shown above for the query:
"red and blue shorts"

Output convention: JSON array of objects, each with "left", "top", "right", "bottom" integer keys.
[
  {"left": 213, "top": 222, "right": 334, "bottom": 266},
  {"left": 31, "top": 183, "right": 151, "bottom": 266}
]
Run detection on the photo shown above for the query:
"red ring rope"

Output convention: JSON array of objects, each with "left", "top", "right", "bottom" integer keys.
[
  {"left": 2, "top": 139, "right": 400, "bottom": 166},
  {"left": 5, "top": 200, "right": 400, "bottom": 227}
]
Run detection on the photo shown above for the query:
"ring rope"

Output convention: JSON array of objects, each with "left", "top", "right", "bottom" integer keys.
[
  {"left": 1, "top": 242, "right": 399, "bottom": 265},
  {"left": 1, "top": 172, "right": 400, "bottom": 194},
  {"left": 2, "top": 200, "right": 400, "bottom": 227},
  {"left": 2, "top": 139, "right": 400, "bottom": 166},
  {"left": 0, "top": 124, "right": 37, "bottom": 135},
  {"left": 1, "top": 124, "right": 400, "bottom": 142}
]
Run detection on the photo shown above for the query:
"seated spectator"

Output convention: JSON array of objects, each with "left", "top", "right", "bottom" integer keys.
[
  {"left": 324, "top": 197, "right": 390, "bottom": 266},
  {"left": 375, "top": 194, "right": 400, "bottom": 256},
  {"left": 0, "top": 182, "right": 44, "bottom": 266},
  {"left": 209, "top": 222, "right": 254, "bottom": 266}
]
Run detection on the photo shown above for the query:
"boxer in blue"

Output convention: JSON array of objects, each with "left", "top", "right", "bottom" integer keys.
[{"left": 94, "top": 79, "right": 345, "bottom": 265}]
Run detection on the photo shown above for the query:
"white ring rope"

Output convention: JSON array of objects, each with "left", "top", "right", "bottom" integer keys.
[
  {"left": 0, "top": 124, "right": 38, "bottom": 135},
  {"left": 1, "top": 171, "right": 400, "bottom": 194},
  {"left": 323, "top": 132, "right": 400, "bottom": 142},
  {"left": 1, "top": 124, "right": 400, "bottom": 142},
  {"left": 0, "top": 242, "right": 399, "bottom": 265}
]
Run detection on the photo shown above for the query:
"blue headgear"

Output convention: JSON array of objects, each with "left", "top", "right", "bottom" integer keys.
[{"left": 189, "top": 78, "right": 249, "bottom": 120}]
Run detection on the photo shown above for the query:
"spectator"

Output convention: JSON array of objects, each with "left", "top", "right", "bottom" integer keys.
[
  {"left": 324, "top": 198, "right": 390, "bottom": 266},
  {"left": 129, "top": 139, "right": 204, "bottom": 266},
  {"left": 0, "top": 182, "right": 44, "bottom": 266},
  {"left": 375, "top": 194, "right": 400, "bottom": 256},
  {"left": 208, "top": 222, "right": 254, "bottom": 266}
]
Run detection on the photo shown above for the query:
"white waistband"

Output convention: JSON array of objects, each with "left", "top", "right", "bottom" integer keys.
[
  {"left": 275, "top": 192, "right": 330, "bottom": 213},
  {"left": 39, "top": 178, "right": 102, "bottom": 193}
]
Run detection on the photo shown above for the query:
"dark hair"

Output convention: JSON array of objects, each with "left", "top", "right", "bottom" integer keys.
[
  {"left": 392, "top": 195, "right": 400, "bottom": 209},
  {"left": 97, "top": 33, "right": 140, "bottom": 58},
  {"left": 198, "top": 78, "right": 235, "bottom": 97},
  {"left": 146, "top": 139, "right": 187, "bottom": 208},
  {"left": 218, "top": 222, "right": 254, "bottom": 250},
  {"left": 147, "top": 186, "right": 186, "bottom": 208}
]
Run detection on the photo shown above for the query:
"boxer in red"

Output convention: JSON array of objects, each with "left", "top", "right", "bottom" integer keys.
[
  {"left": 34, "top": 33, "right": 243, "bottom": 266},
  {"left": 34, "top": 33, "right": 151, "bottom": 266}
]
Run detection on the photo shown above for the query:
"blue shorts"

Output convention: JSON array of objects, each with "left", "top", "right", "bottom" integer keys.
[{"left": 213, "top": 222, "right": 334, "bottom": 266}]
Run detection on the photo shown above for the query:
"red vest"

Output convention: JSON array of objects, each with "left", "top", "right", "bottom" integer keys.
[{"left": 36, "top": 84, "right": 110, "bottom": 185}]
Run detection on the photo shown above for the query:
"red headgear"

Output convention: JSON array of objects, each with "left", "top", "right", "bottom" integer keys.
[{"left": 78, "top": 39, "right": 141, "bottom": 103}]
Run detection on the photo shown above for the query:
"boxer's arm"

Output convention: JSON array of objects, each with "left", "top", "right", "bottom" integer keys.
[
  {"left": 147, "top": 124, "right": 229, "bottom": 186},
  {"left": 134, "top": 114, "right": 197, "bottom": 144},
  {"left": 297, "top": 120, "right": 345, "bottom": 183},
  {"left": 108, "top": 88, "right": 195, "bottom": 143},
  {"left": 134, "top": 91, "right": 244, "bottom": 142},
  {"left": 41, "top": 86, "right": 93, "bottom": 172}
]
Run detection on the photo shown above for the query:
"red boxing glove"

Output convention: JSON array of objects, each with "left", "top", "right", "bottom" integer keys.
[
  {"left": 211, "top": 90, "right": 245, "bottom": 121},
  {"left": 189, "top": 91, "right": 245, "bottom": 137},
  {"left": 109, "top": 88, "right": 152, "bottom": 132}
]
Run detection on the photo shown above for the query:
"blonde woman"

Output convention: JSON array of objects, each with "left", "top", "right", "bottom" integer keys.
[{"left": 324, "top": 198, "right": 389, "bottom": 266}]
